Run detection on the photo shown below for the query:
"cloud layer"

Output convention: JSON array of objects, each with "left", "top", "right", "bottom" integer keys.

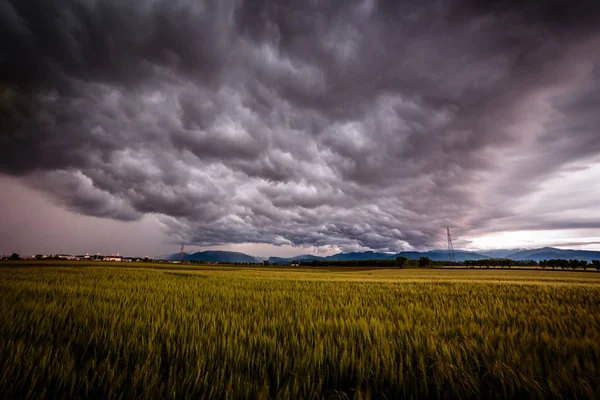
[{"left": 2, "top": 0, "right": 600, "bottom": 251}]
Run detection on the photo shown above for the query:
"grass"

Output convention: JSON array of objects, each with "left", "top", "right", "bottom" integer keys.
[{"left": 0, "top": 263, "right": 599, "bottom": 399}]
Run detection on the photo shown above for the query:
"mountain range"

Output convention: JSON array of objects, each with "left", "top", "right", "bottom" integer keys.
[
  {"left": 268, "top": 250, "right": 489, "bottom": 264},
  {"left": 503, "top": 247, "right": 600, "bottom": 262},
  {"left": 168, "top": 247, "right": 600, "bottom": 264},
  {"left": 168, "top": 251, "right": 261, "bottom": 263}
]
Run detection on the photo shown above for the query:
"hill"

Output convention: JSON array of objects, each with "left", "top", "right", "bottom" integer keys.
[
  {"left": 478, "top": 249, "right": 524, "bottom": 258},
  {"left": 268, "top": 254, "right": 324, "bottom": 264},
  {"left": 396, "top": 250, "right": 488, "bottom": 262},
  {"left": 506, "top": 247, "right": 600, "bottom": 262},
  {"left": 325, "top": 251, "right": 394, "bottom": 261},
  {"left": 168, "top": 251, "right": 260, "bottom": 263},
  {"left": 169, "top": 247, "right": 600, "bottom": 265},
  {"left": 269, "top": 250, "right": 488, "bottom": 264}
]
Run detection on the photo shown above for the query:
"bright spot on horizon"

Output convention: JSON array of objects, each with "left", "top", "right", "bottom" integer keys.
[{"left": 466, "top": 229, "right": 600, "bottom": 251}]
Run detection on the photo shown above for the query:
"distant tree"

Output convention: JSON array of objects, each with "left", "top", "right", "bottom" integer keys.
[
  {"left": 396, "top": 256, "right": 408, "bottom": 268},
  {"left": 569, "top": 259, "right": 579, "bottom": 270},
  {"left": 550, "top": 259, "right": 559, "bottom": 269},
  {"left": 263, "top": 260, "right": 270, "bottom": 266},
  {"left": 143, "top": 257, "right": 149, "bottom": 263},
  {"left": 418, "top": 256, "right": 431, "bottom": 268},
  {"left": 592, "top": 260, "right": 600, "bottom": 272},
  {"left": 526, "top": 260, "right": 538, "bottom": 267},
  {"left": 9, "top": 253, "right": 20, "bottom": 260}
]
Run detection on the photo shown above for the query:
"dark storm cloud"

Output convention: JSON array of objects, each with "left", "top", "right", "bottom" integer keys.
[{"left": 2, "top": 0, "right": 600, "bottom": 251}]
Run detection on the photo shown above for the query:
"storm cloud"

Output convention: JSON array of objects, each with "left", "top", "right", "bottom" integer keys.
[{"left": 2, "top": 0, "right": 600, "bottom": 252}]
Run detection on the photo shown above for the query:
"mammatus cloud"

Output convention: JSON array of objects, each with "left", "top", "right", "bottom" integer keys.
[{"left": 2, "top": 0, "right": 600, "bottom": 252}]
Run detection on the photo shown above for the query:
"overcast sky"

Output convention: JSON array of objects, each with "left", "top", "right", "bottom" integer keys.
[{"left": 2, "top": 0, "right": 600, "bottom": 257}]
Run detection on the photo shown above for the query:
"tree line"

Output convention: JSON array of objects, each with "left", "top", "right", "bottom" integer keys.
[
  {"left": 462, "top": 258, "right": 600, "bottom": 271},
  {"left": 3, "top": 253, "right": 600, "bottom": 271},
  {"left": 539, "top": 259, "right": 600, "bottom": 271},
  {"left": 290, "top": 257, "right": 600, "bottom": 271}
]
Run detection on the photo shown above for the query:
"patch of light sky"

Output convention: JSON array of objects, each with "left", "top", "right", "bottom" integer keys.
[{"left": 465, "top": 159, "right": 600, "bottom": 251}]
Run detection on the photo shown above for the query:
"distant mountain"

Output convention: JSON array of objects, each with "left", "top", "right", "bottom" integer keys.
[
  {"left": 168, "top": 251, "right": 260, "bottom": 263},
  {"left": 397, "top": 250, "right": 489, "bottom": 262},
  {"left": 505, "top": 247, "right": 559, "bottom": 260},
  {"left": 506, "top": 247, "right": 600, "bottom": 262},
  {"left": 453, "top": 251, "right": 490, "bottom": 261},
  {"left": 325, "top": 251, "right": 395, "bottom": 261},
  {"left": 478, "top": 249, "right": 524, "bottom": 258},
  {"left": 268, "top": 254, "right": 324, "bottom": 264},
  {"left": 269, "top": 252, "right": 397, "bottom": 264},
  {"left": 270, "top": 250, "right": 488, "bottom": 264},
  {"left": 167, "top": 247, "right": 600, "bottom": 265}
]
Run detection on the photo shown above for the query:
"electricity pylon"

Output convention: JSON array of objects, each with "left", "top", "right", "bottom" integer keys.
[{"left": 447, "top": 227, "right": 456, "bottom": 263}]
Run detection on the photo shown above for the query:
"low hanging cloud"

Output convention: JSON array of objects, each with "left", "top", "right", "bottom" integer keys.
[{"left": 2, "top": 0, "right": 600, "bottom": 251}]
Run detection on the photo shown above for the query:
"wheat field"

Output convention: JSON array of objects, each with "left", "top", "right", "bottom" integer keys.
[{"left": 0, "top": 264, "right": 599, "bottom": 399}]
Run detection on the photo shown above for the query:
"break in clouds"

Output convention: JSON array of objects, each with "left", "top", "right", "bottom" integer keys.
[{"left": 2, "top": 0, "right": 600, "bottom": 251}]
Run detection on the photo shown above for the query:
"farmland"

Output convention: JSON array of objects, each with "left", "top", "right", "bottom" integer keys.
[{"left": 0, "top": 263, "right": 599, "bottom": 399}]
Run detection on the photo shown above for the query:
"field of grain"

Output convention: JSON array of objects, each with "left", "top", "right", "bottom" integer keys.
[{"left": 0, "top": 263, "right": 599, "bottom": 399}]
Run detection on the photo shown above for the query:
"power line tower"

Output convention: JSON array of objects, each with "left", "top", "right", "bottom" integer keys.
[
  {"left": 180, "top": 244, "right": 185, "bottom": 263},
  {"left": 447, "top": 227, "right": 456, "bottom": 263}
]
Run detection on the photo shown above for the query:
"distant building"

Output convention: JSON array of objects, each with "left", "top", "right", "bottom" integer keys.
[
  {"left": 104, "top": 255, "right": 122, "bottom": 262},
  {"left": 56, "top": 254, "right": 79, "bottom": 260}
]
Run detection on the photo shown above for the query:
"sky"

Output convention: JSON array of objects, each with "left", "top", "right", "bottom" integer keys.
[{"left": 2, "top": 0, "right": 600, "bottom": 258}]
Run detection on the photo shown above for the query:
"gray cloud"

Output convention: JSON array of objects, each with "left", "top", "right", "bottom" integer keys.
[{"left": 2, "top": 0, "right": 600, "bottom": 252}]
